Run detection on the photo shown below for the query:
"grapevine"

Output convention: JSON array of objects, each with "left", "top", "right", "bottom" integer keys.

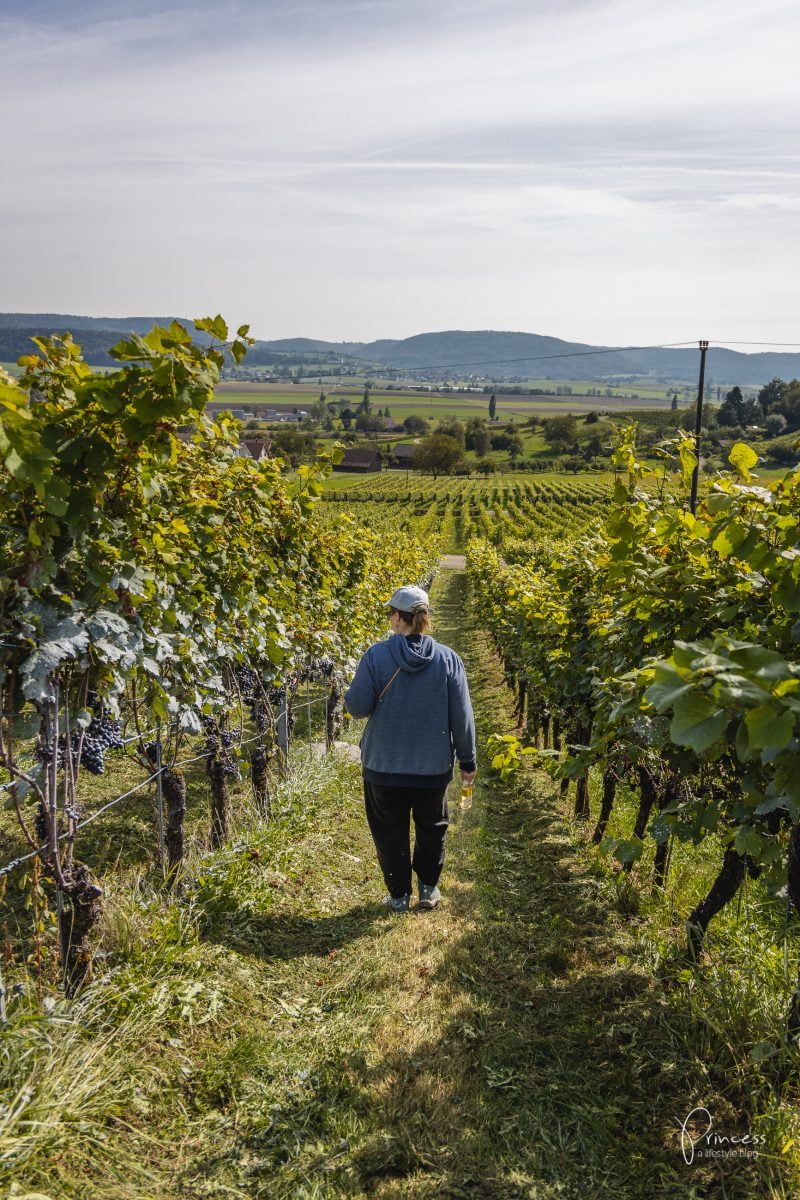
[
  {"left": 470, "top": 427, "right": 800, "bottom": 1024},
  {"left": 0, "top": 319, "right": 440, "bottom": 993}
]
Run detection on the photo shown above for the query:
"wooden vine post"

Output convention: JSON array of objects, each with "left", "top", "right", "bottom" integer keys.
[
  {"left": 249, "top": 684, "right": 274, "bottom": 818},
  {"left": 276, "top": 691, "right": 289, "bottom": 777},
  {"left": 163, "top": 767, "right": 188, "bottom": 886},
  {"left": 154, "top": 720, "right": 166, "bottom": 878},
  {"left": 325, "top": 674, "right": 344, "bottom": 750},
  {"left": 250, "top": 741, "right": 271, "bottom": 817},
  {"left": 207, "top": 718, "right": 231, "bottom": 850}
]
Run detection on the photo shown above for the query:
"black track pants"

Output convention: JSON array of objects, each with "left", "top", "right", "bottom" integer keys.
[{"left": 363, "top": 779, "right": 450, "bottom": 898}]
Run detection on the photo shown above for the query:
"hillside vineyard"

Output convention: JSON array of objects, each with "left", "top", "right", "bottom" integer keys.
[{"left": 3, "top": 321, "right": 800, "bottom": 1194}]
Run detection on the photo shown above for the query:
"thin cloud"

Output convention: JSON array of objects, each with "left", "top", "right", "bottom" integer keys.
[
  {"left": 722, "top": 193, "right": 800, "bottom": 212},
  {"left": 1, "top": 0, "right": 798, "bottom": 341}
]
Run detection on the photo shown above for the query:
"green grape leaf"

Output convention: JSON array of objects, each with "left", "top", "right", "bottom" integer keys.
[
  {"left": 745, "top": 704, "right": 796, "bottom": 751},
  {"left": 644, "top": 666, "right": 693, "bottom": 713},
  {"left": 712, "top": 521, "right": 747, "bottom": 559},
  {"left": 649, "top": 814, "right": 673, "bottom": 844},
  {"left": 728, "top": 442, "right": 759, "bottom": 479},
  {"left": 732, "top": 828, "right": 765, "bottom": 858},
  {"left": 613, "top": 837, "right": 644, "bottom": 864},
  {"left": 678, "top": 445, "right": 697, "bottom": 486},
  {"left": 775, "top": 572, "right": 800, "bottom": 614},
  {"left": 194, "top": 315, "right": 228, "bottom": 340},
  {"left": 669, "top": 691, "right": 728, "bottom": 753}
]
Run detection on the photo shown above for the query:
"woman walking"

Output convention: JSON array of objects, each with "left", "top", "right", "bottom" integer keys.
[{"left": 344, "top": 584, "right": 476, "bottom": 913}]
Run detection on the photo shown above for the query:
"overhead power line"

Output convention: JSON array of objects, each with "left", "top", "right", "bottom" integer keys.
[
  {"left": 707, "top": 340, "right": 800, "bottom": 348},
  {"left": 360, "top": 338, "right": 800, "bottom": 376},
  {"left": 376, "top": 341, "right": 700, "bottom": 375}
]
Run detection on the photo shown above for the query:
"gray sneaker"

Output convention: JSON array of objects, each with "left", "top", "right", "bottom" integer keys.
[
  {"left": 381, "top": 893, "right": 410, "bottom": 913},
  {"left": 417, "top": 883, "right": 441, "bottom": 910}
]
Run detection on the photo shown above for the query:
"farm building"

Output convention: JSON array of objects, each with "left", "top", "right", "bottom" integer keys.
[
  {"left": 388, "top": 442, "right": 418, "bottom": 467},
  {"left": 259, "top": 409, "right": 309, "bottom": 423},
  {"left": 333, "top": 448, "right": 382, "bottom": 473},
  {"left": 237, "top": 438, "right": 271, "bottom": 461},
  {"left": 206, "top": 403, "right": 251, "bottom": 422}
]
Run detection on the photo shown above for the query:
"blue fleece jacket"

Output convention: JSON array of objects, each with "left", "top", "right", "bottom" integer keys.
[{"left": 344, "top": 633, "right": 476, "bottom": 787}]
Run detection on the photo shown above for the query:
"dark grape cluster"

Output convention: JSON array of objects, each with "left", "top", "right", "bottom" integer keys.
[
  {"left": 198, "top": 714, "right": 240, "bottom": 777},
  {"left": 35, "top": 800, "right": 47, "bottom": 843},
  {"left": 35, "top": 714, "right": 123, "bottom": 776},
  {"left": 143, "top": 741, "right": 159, "bottom": 765},
  {"left": 88, "top": 716, "right": 125, "bottom": 752},
  {"left": 631, "top": 715, "right": 656, "bottom": 746},
  {"left": 263, "top": 659, "right": 332, "bottom": 707},
  {"left": 233, "top": 664, "right": 259, "bottom": 702},
  {"left": 36, "top": 735, "right": 69, "bottom": 772},
  {"left": 298, "top": 656, "right": 334, "bottom": 682},
  {"left": 80, "top": 738, "right": 106, "bottom": 776},
  {"left": 201, "top": 714, "right": 236, "bottom": 748},
  {"left": 79, "top": 716, "right": 124, "bottom": 775}
]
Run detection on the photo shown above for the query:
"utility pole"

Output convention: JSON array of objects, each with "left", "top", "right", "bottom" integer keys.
[{"left": 689, "top": 340, "right": 709, "bottom": 515}]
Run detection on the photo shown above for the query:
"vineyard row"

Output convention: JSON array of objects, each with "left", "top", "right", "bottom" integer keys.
[{"left": 468, "top": 431, "right": 800, "bottom": 1026}]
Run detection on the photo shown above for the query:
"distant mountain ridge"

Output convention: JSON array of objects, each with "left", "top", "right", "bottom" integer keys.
[
  {"left": 0, "top": 313, "right": 187, "bottom": 333},
  {"left": 2, "top": 313, "right": 798, "bottom": 387}
]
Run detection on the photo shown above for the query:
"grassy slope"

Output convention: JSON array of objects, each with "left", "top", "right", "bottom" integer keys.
[{"left": 4, "top": 569, "right": 799, "bottom": 1198}]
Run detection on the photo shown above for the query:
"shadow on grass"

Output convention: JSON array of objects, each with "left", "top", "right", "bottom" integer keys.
[
  {"left": 0, "top": 758, "right": 225, "bottom": 882},
  {"left": 182, "top": 572, "right": 784, "bottom": 1199},
  {"left": 182, "top": 775, "right": 710, "bottom": 1199},
  {"left": 193, "top": 772, "right": 768, "bottom": 1199},
  {"left": 199, "top": 900, "right": 384, "bottom": 961}
]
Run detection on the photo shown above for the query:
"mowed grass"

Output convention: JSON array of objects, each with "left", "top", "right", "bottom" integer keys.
[
  {"left": 2, "top": 569, "right": 800, "bottom": 1196},
  {"left": 322, "top": 472, "right": 383, "bottom": 493},
  {"left": 0, "top": 572, "right": 684, "bottom": 1199}
]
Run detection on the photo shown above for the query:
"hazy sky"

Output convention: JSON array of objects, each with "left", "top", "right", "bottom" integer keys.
[{"left": 2, "top": 0, "right": 799, "bottom": 345}]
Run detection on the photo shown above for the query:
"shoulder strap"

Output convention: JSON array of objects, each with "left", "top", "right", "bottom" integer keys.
[
  {"left": 377, "top": 667, "right": 402, "bottom": 702},
  {"left": 360, "top": 666, "right": 403, "bottom": 746}
]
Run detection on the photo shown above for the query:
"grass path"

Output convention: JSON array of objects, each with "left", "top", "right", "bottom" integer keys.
[
  {"left": 148, "top": 565, "right": 763, "bottom": 1200},
  {"left": 10, "top": 566, "right": 782, "bottom": 1199},
  {"left": 23, "top": 568, "right": 783, "bottom": 1198}
]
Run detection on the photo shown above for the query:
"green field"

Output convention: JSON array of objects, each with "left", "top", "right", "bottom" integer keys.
[
  {"left": 214, "top": 382, "right": 672, "bottom": 423},
  {"left": 223, "top": 370, "right": 673, "bottom": 399},
  {"left": 323, "top": 468, "right": 615, "bottom": 492}
]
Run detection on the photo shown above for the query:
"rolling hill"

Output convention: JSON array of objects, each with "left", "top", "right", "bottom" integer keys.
[{"left": 2, "top": 314, "right": 798, "bottom": 386}]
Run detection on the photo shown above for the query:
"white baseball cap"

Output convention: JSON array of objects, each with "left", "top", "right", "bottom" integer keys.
[{"left": 385, "top": 585, "right": 430, "bottom": 612}]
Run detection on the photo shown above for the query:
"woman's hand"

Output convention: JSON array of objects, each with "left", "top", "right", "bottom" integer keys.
[{"left": 460, "top": 768, "right": 477, "bottom": 784}]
